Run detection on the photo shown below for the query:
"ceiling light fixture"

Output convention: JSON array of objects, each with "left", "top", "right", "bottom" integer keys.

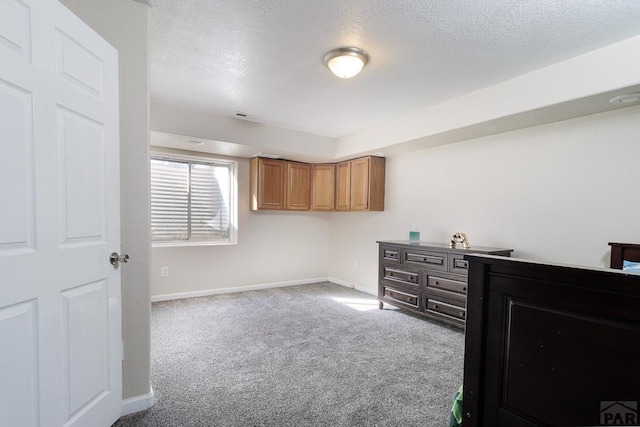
[{"left": 324, "top": 47, "right": 369, "bottom": 79}]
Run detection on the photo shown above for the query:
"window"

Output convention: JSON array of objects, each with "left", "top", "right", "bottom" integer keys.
[{"left": 150, "top": 155, "right": 236, "bottom": 245}]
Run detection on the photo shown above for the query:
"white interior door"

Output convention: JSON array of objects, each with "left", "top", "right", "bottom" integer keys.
[{"left": 0, "top": 0, "right": 121, "bottom": 426}]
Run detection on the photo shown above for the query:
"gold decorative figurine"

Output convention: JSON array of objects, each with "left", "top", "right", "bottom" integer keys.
[{"left": 450, "top": 232, "right": 470, "bottom": 249}]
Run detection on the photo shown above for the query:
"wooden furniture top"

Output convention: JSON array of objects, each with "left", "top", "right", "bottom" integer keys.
[{"left": 609, "top": 242, "right": 640, "bottom": 269}]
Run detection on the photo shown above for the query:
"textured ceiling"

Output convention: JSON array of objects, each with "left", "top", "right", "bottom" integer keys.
[{"left": 149, "top": 0, "right": 640, "bottom": 138}]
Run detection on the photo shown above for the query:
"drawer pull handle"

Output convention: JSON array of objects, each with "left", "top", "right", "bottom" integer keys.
[
  {"left": 384, "top": 251, "right": 398, "bottom": 259},
  {"left": 460, "top": 312, "right": 465, "bottom": 317},
  {"left": 434, "top": 304, "right": 439, "bottom": 309},
  {"left": 454, "top": 259, "right": 469, "bottom": 269},
  {"left": 463, "top": 287, "right": 467, "bottom": 291},
  {"left": 407, "top": 254, "right": 444, "bottom": 265}
]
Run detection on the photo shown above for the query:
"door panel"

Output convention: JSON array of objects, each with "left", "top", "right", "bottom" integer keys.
[
  {"left": 61, "top": 281, "right": 109, "bottom": 417},
  {"left": 286, "top": 162, "right": 310, "bottom": 210},
  {"left": 0, "top": 79, "right": 35, "bottom": 253},
  {"left": 57, "top": 107, "right": 106, "bottom": 244},
  {"left": 350, "top": 157, "right": 369, "bottom": 210},
  {"left": 0, "top": 0, "right": 121, "bottom": 425},
  {"left": 335, "top": 161, "right": 351, "bottom": 211},
  {"left": 55, "top": 29, "right": 104, "bottom": 99},
  {"left": 0, "top": 0, "right": 32, "bottom": 60},
  {"left": 0, "top": 300, "right": 39, "bottom": 427}
]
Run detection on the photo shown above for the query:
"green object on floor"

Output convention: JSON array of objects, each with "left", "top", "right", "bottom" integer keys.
[{"left": 450, "top": 385, "right": 463, "bottom": 427}]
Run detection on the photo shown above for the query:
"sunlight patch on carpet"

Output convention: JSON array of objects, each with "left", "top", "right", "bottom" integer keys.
[{"left": 331, "top": 297, "right": 379, "bottom": 311}]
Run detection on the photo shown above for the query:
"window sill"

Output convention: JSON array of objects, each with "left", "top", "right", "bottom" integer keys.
[{"left": 152, "top": 240, "right": 237, "bottom": 248}]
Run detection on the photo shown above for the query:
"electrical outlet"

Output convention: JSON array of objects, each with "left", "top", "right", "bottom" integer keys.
[
  {"left": 352, "top": 261, "right": 358, "bottom": 270},
  {"left": 160, "top": 266, "right": 169, "bottom": 277}
]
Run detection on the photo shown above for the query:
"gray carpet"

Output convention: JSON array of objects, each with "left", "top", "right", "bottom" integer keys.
[{"left": 113, "top": 282, "right": 464, "bottom": 426}]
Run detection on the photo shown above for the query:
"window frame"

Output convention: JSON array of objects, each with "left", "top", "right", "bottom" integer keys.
[{"left": 150, "top": 151, "right": 238, "bottom": 248}]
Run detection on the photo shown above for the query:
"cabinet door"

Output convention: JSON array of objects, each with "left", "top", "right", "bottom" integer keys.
[
  {"left": 311, "top": 164, "right": 335, "bottom": 211},
  {"left": 367, "top": 156, "right": 386, "bottom": 211},
  {"left": 335, "top": 161, "right": 351, "bottom": 211},
  {"left": 350, "top": 157, "right": 370, "bottom": 210},
  {"left": 250, "top": 158, "right": 286, "bottom": 210},
  {"left": 286, "top": 162, "right": 310, "bottom": 210}
]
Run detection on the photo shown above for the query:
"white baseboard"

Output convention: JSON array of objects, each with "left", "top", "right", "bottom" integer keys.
[
  {"left": 151, "top": 277, "right": 329, "bottom": 302},
  {"left": 327, "top": 277, "right": 351, "bottom": 288},
  {"left": 121, "top": 388, "right": 155, "bottom": 416},
  {"left": 327, "top": 277, "right": 377, "bottom": 296}
]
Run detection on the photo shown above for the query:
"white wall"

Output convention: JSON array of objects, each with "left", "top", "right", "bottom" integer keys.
[
  {"left": 59, "top": 0, "right": 151, "bottom": 401},
  {"left": 329, "top": 105, "right": 640, "bottom": 294},
  {"left": 335, "top": 35, "right": 640, "bottom": 159},
  {"left": 151, "top": 102, "right": 335, "bottom": 161},
  {"left": 150, "top": 155, "right": 331, "bottom": 298},
  {"left": 152, "top": 106, "right": 640, "bottom": 298}
]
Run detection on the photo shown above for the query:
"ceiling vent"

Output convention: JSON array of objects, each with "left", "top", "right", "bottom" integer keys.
[
  {"left": 234, "top": 111, "right": 260, "bottom": 121},
  {"left": 609, "top": 93, "right": 640, "bottom": 104}
]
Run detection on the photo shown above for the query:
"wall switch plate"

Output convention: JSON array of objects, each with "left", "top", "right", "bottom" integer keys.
[{"left": 160, "top": 266, "right": 169, "bottom": 277}]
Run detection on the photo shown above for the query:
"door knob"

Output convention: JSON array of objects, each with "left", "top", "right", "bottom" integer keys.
[{"left": 110, "top": 252, "right": 130, "bottom": 268}]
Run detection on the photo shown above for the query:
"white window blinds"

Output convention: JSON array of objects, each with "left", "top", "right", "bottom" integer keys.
[{"left": 150, "top": 157, "right": 232, "bottom": 242}]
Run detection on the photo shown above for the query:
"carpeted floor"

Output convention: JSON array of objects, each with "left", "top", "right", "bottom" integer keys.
[{"left": 113, "top": 282, "right": 464, "bottom": 426}]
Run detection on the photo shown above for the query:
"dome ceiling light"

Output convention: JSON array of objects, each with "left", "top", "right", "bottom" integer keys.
[{"left": 324, "top": 47, "right": 369, "bottom": 79}]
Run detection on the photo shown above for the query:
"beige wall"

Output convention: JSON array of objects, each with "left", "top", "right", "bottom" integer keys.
[
  {"left": 329, "top": 105, "right": 640, "bottom": 294},
  {"left": 60, "top": 0, "right": 151, "bottom": 400},
  {"left": 151, "top": 106, "right": 640, "bottom": 299},
  {"left": 150, "top": 154, "right": 331, "bottom": 297}
]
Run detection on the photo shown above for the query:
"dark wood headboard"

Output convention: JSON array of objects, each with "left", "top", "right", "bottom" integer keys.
[
  {"left": 609, "top": 242, "right": 640, "bottom": 269},
  {"left": 462, "top": 255, "right": 640, "bottom": 427}
]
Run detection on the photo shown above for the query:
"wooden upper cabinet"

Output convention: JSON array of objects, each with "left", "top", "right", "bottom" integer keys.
[
  {"left": 311, "top": 164, "right": 335, "bottom": 211},
  {"left": 365, "top": 156, "right": 385, "bottom": 211},
  {"left": 250, "top": 157, "right": 286, "bottom": 210},
  {"left": 251, "top": 156, "right": 384, "bottom": 212},
  {"left": 335, "top": 161, "right": 351, "bottom": 211},
  {"left": 286, "top": 162, "right": 310, "bottom": 210},
  {"left": 350, "top": 157, "right": 370, "bottom": 211},
  {"left": 338, "top": 156, "right": 385, "bottom": 211}
]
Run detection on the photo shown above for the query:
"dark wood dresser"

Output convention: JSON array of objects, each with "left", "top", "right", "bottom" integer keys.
[{"left": 377, "top": 241, "right": 513, "bottom": 328}]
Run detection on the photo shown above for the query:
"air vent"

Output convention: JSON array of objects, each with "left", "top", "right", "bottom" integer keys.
[
  {"left": 234, "top": 111, "right": 260, "bottom": 121},
  {"left": 609, "top": 93, "right": 640, "bottom": 104}
]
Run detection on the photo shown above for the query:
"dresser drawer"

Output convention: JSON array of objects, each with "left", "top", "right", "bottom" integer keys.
[
  {"left": 427, "top": 275, "right": 467, "bottom": 295},
  {"left": 403, "top": 249, "right": 448, "bottom": 272},
  {"left": 381, "top": 247, "right": 400, "bottom": 264},
  {"left": 426, "top": 298, "right": 466, "bottom": 320},
  {"left": 382, "top": 285, "right": 419, "bottom": 310},
  {"left": 383, "top": 266, "right": 419, "bottom": 287},
  {"left": 448, "top": 254, "right": 469, "bottom": 274}
]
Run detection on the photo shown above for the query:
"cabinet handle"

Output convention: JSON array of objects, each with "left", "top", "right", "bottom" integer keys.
[
  {"left": 463, "top": 287, "right": 467, "bottom": 291},
  {"left": 434, "top": 304, "right": 439, "bottom": 309}
]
